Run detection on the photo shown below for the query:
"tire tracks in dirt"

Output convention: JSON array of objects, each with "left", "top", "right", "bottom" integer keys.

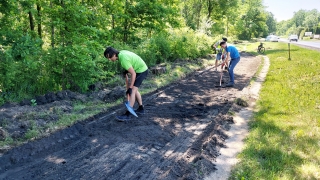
[{"left": 0, "top": 52, "right": 261, "bottom": 180}]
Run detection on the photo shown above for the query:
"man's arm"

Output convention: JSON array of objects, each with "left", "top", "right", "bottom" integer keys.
[
  {"left": 223, "top": 52, "right": 231, "bottom": 65},
  {"left": 127, "top": 67, "right": 136, "bottom": 88},
  {"left": 213, "top": 41, "right": 219, "bottom": 48}
]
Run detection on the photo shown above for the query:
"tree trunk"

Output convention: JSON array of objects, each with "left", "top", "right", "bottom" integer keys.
[
  {"left": 196, "top": 0, "right": 202, "bottom": 29},
  {"left": 37, "top": 4, "right": 42, "bottom": 38},
  {"left": 29, "top": 11, "right": 35, "bottom": 31},
  {"left": 123, "top": 0, "right": 129, "bottom": 42},
  {"left": 50, "top": 1, "right": 55, "bottom": 47},
  {"left": 207, "top": 0, "right": 213, "bottom": 20},
  {"left": 61, "top": 0, "right": 67, "bottom": 90}
]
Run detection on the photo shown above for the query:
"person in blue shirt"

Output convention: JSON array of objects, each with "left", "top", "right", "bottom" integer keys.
[{"left": 220, "top": 41, "right": 240, "bottom": 87}]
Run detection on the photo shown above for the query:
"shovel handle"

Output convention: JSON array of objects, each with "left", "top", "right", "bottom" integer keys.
[
  {"left": 215, "top": 62, "right": 224, "bottom": 69},
  {"left": 125, "top": 74, "right": 131, "bottom": 101}
]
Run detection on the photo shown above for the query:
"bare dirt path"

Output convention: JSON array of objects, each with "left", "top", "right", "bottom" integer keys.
[{"left": 0, "top": 53, "right": 261, "bottom": 180}]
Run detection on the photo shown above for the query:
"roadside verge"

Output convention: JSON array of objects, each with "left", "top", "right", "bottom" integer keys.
[{"left": 204, "top": 55, "right": 270, "bottom": 180}]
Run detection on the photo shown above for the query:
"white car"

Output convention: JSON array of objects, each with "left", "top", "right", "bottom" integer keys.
[
  {"left": 266, "top": 35, "right": 279, "bottom": 42},
  {"left": 288, "top": 35, "right": 298, "bottom": 42}
]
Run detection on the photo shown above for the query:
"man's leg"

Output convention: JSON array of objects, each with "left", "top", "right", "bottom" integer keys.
[
  {"left": 134, "top": 90, "right": 145, "bottom": 114},
  {"left": 116, "top": 86, "right": 140, "bottom": 121},
  {"left": 117, "top": 70, "right": 147, "bottom": 121},
  {"left": 129, "top": 87, "right": 139, "bottom": 107},
  {"left": 132, "top": 70, "right": 148, "bottom": 114},
  {"left": 129, "top": 87, "right": 143, "bottom": 107},
  {"left": 215, "top": 53, "right": 222, "bottom": 70},
  {"left": 215, "top": 60, "right": 218, "bottom": 71},
  {"left": 227, "top": 57, "right": 240, "bottom": 85},
  {"left": 116, "top": 87, "right": 138, "bottom": 121},
  {"left": 135, "top": 90, "right": 142, "bottom": 106}
]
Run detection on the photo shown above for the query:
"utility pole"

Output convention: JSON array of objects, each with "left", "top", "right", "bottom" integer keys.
[{"left": 288, "top": 43, "right": 291, "bottom": 60}]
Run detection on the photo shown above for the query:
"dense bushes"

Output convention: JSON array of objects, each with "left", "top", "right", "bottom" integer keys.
[
  {"left": 0, "top": 28, "right": 213, "bottom": 104},
  {"left": 135, "top": 28, "right": 212, "bottom": 66},
  {"left": 0, "top": 37, "right": 108, "bottom": 104}
]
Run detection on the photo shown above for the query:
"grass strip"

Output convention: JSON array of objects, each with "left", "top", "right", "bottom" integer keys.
[{"left": 230, "top": 42, "right": 320, "bottom": 180}]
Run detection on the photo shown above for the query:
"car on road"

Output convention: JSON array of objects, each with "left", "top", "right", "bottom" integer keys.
[
  {"left": 288, "top": 35, "right": 298, "bottom": 42},
  {"left": 266, "top": 35, "right": 279, "bottom": 42}
]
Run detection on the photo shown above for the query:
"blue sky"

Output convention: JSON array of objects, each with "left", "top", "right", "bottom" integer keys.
[{"left": 263, "top": 0, "right": 320, "bottom": 22}]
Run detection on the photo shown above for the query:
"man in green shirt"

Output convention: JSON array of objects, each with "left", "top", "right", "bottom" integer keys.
[{"left": 104, "top": 47, "right": 148, "bottom": 121}]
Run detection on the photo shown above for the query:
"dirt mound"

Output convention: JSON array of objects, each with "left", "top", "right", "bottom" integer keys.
[{"left": 0, "top": 86, "right": 126, "bottom": 142}]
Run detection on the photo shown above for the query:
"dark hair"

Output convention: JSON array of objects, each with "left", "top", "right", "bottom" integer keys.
[
  {"left": 222, "top": 37, "right": 227, "bottom": 42},
  {"left": 220, "top": 41, "right": 227, "bottom": 46},
  {"left": 104, "top": 46, "right": 119, "bottom": 58}
]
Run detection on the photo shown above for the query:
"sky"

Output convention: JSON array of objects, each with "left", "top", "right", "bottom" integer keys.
[{"left": 263, "top": 0, "right": 320, "bottom": 22}]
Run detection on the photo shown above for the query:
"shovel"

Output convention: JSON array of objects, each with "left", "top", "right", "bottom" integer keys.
[
  {"left": 125, "top": 74, "right": 138, "bottom": 117},
  {"left": 215, "top": 64, "right": 224, "bottom": 88}
]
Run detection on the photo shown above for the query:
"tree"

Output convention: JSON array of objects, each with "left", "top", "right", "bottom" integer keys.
[
  {"left": 292, "top": 10, "right": 306, "bottom": 27},
  {"left": 0, "top": 0, "right": 277, "bottom": 103},
  {"left": 181, "top": 0, "right": 237, "bottom": 33},
  {"left": 235, "top": 0, "right": 268, "bottom": 39},
  {"left": 303, "top": 9, "right": 320, "bottom": 34},
  {"left": 266, "top": 12, "right": 277, "bottom": 34}
]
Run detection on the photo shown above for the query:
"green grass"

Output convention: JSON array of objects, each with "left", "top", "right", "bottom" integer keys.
[
  {"left": 249, "top": 56, "right": 264, "bottom": 85},
  {"left": 230, "top": 42, "right": 320, "bottom": 180}
]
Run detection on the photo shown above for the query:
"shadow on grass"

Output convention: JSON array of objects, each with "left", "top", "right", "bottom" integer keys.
[{"left": 265, "top": 48, "right": 297, "bottom": 54}]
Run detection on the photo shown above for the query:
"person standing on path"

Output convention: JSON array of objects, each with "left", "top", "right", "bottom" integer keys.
[
  {"left": 104, "top": 47, "right": 148, "bottom": 121},
  {"left": 213, "top": 37, "right": 228, "bottom": 71},
  {"left": 220, "top": 41, "right": 240, "bottom": 87}
]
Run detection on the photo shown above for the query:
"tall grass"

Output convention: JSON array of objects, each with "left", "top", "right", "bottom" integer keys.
[{"left": 230, "top": 42, "right": 320, "bottom": 179}]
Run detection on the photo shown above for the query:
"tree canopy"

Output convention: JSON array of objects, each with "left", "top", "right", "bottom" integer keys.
[
  {"left": 0, "top": 0, "right": 276, "bottom": 103},
  {"left": 276, "top": 9, "right": 320, "bottom": 37}
]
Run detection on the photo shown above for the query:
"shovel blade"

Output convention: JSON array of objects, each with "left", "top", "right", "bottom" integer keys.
[{"left": 125, "top": 101, "right": 138, "bottom": 117}]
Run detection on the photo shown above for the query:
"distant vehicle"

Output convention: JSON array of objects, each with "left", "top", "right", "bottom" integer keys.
[
  {"left": 265, "top": 35, "right": 271, "bottom": 41},
  {"left": 288, "top": 35, "right": 298, "bottom": 42},
  {"left": 266, "top": 35, "right": 279, "bottom": 42}
]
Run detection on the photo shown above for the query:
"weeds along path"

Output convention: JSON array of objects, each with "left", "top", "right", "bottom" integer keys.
[{"left": 0, "top": 52, "right": 261, "bottom": 180}]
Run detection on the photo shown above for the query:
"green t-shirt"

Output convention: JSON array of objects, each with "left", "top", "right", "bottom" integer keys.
[
  {"left": 214, "top": 40, "right": 224, "bottom": 54},
  {"left": 119, "top": 50, "right": 148, "bottom": 73}
]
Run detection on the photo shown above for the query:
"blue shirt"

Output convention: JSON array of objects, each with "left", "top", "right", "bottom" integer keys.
[{"left": 226, "top": 45, "right": 240, "bottom": 59}]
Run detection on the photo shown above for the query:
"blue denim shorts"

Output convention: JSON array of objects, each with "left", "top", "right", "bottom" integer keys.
[
  {"left": 216, "top": 53, "right": 222, "bottom": 60},
  {"left": 216, "top": 53, "right": 226, "bottom": 61}
]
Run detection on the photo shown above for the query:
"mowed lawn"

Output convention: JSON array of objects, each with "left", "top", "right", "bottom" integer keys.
[{"left": 230, "top": 42, "right": 320, "bottom": 180}]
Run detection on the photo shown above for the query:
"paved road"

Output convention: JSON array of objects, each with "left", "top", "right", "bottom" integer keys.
[{"left": 279, "top": 38, "right": 320, "bottom": 49}]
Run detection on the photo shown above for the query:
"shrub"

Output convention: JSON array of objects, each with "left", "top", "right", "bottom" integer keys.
[
  {"left": 0, "top": 28, "right": 213, "bottom": 104},
  {"left": 168, "top": 28, "right": 212, "bottom": 60},
  {"left": 299, "top": 28, "right": 306, "bottom": 40},
  {"left": 303, "top": 37, "right": 311, "bottom": 40}
]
